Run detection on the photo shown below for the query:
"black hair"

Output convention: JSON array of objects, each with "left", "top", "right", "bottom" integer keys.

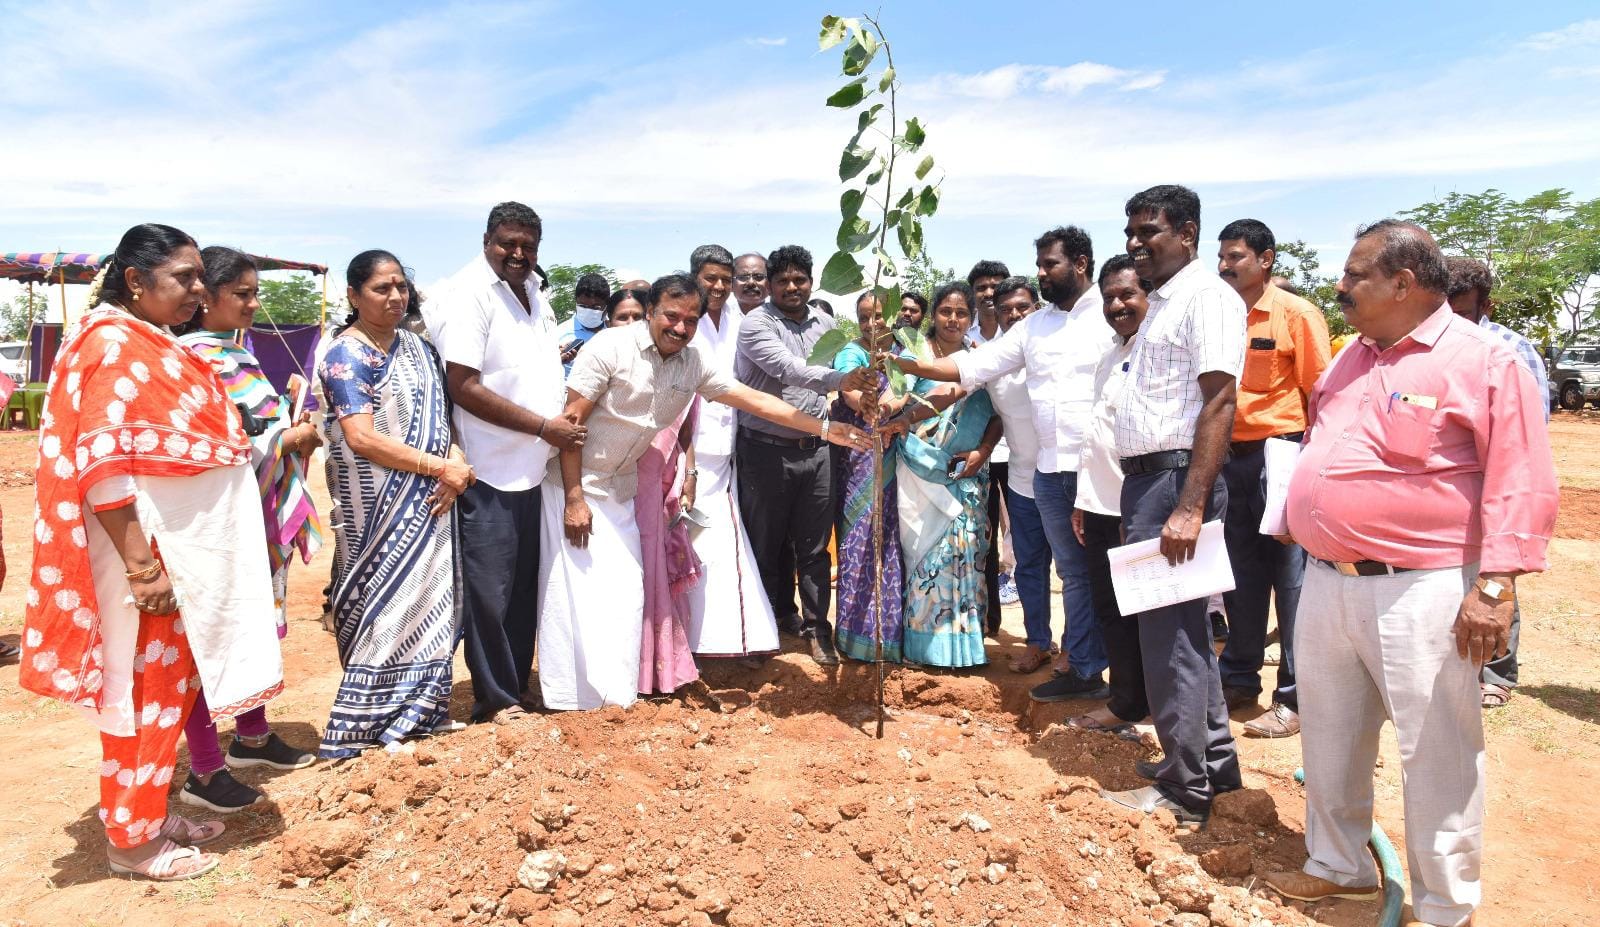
[
  {"left": 1445, "top": 255, "right": 1494, "bottom": 301},
  {"left": 993, "top": 275, "right": 1040, "bottom": 304},
  {"left": 1098, "top": 254, "right": 1152, "bottom": 292},
  {"left": 485, "top": 201, "right": 542, "bottom": 238},
  {"left": 343, "top": 249, "right": 407, "bottom": 328},
  {"left": 901, "top": 291, "right": 929, "bottom": 313},
  {"left": 932, "top": 280, "right": 975, "bottom": 314},
  {"left": 171, "top": 245, "right": 259, "bottom": 335},
  {"left": 1125, "top": 184, "right": 1202, "bottom": 239},
  {"left": 808, "top": 297, "right": 835, "bottom": 317},
  {"left": 1218, "top": 218, "right": 1275, "bottom": 256},
  {"left": 574, "top": 272, "right": 612, "bottom": 302},
  {"left": 1033, "top": 225, "right": 1096, "bottom": 280},
  {"left": 1355, "top": 219, "right": 1449, "bottom": 293},
  {"left": 97, "top": 223, "right": 198, "bottom": 308},
  {"left": 648, "top": 274, "right": 709, "bottom": 317},
  {"left": 855, "top": 291, "right": 880, "bottom": 310},
  {"left": 605, "top": 287, "right": 650, "bottom": 321},
  {"left": 966, "top": 259, "right": 1010, "bottom": 286},
  {"left": 765, "top": 244, "right": 813, "bottom": 281},
  {"left": 690, "top": 244, "right": 736, "bottom": 277}
]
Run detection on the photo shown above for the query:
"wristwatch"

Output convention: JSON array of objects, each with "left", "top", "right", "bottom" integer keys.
[
  {"left": 684, "top": 467, "right": 699, "bottom": 478},
  {"left": 1475, "top": 577, "right": 1515, "bottom": 602}
]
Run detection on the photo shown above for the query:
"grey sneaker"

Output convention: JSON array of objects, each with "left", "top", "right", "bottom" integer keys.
[{"left": 1099, "top": 785, "right": 1207, "bottom": 829}]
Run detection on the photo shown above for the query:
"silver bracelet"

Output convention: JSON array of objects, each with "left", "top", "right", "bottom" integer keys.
[{"left": 819, "top": 413, "right": 830, "bottom": 438}]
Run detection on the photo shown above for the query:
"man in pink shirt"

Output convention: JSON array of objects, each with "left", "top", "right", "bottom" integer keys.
[{"left": 1264, "top": 221, "right": 1557, "bottom": 927}]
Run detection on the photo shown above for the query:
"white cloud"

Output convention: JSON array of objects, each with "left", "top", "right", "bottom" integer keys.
[
  {"left": 745, "top": 36, "right": 788, "bottom": 47},
  {"left": 926, "top": 62, "right": 1165, "bottom": 99},
  {"left": 1521, "top": 19, "right": 1600, "bottom": 51}
]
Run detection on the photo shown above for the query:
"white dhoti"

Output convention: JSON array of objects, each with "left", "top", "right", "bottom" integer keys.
[
  {"left": 537, "top": 478, "right": 645, "bottom": 711},
  {"left": 684, "top": 452, "right": 779, "bottom": 656}
]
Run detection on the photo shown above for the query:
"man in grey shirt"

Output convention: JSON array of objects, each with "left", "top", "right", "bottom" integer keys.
[{"left": 735, "top": 244, "right": 876, "bottom": 666}]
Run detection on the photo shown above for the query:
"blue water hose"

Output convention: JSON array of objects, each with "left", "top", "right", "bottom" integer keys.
[{"left": 1293, "top": 767, "right": 1405, "bottom": 927}]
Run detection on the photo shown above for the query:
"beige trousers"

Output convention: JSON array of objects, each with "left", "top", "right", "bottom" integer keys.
[{"left": 1296, "top": 559, "right": 1483, "bottom": 927}]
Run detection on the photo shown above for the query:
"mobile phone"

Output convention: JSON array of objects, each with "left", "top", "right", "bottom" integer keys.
[{"left": 948, "top": 458, "right": 964, "bottom": 478}]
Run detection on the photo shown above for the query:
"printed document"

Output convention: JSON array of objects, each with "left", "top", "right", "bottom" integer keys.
[{"left": 1108, "top": 519, "right": 1235, "bottom": 617}]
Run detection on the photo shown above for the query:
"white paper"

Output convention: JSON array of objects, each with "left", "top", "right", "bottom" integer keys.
[
  {"left": 1258, "top": 437, "right": 1303, "bottom": 536},
  {"left": 1107, "top": 519, "right": 1235, "bottom": 617}
]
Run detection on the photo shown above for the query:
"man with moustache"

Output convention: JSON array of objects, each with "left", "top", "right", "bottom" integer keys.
[
  {"left": 1264, "top": 223, "right": 1556, "bottom": 927},
  {"left": 423, "top": 201, "right": 586, "bottom": 724},
  {"left": 683, "top": 244, "right": 781, "bottom": 660},
  {"left": 732, "top": 253, "right": 769, "bottom": 314},
  {"left": 1098, "top": 185, "right": 1245, "bottom": 828},
  {"left": 966, "top": 259, "right": 1012, "bottom": 628},
  {"left": 1213, "top": 219, "right": 1331, "bottom": 739},
  {"left": 893, "top": 227, "right": 1114, "bottom": 693},
  {"left": 735, "top": 245, "right": 879, "bottom": 666}
]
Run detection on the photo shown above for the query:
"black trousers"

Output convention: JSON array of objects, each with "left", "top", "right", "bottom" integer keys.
[
  {"left": 1219, "top": 443, "right": 1304, "bottom": 710},
  {"left": 1081, "top": 510, "right": 1148, "bottom": 723},
  {"left": 1121, "top": 466, "right": 1240, "bottom": 810},
  {"left": 984, "top": 461, "right": 1007, "bottom": 634},
  {"left": 736, "top": 435, "right": 834, "bottom": 638},
  {"left": 459, "top": 481, "right": 541, "bottom": 722}
]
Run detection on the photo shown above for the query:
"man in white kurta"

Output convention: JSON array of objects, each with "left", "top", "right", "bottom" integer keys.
[{"left": 683, "top": 245, "right": 779, "bottom": 657}]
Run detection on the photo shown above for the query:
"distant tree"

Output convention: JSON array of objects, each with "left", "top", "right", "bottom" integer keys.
[
  {"left": 1272, "top": 240, "right": 1349, "bottom": 337},
  {"left": 0, "top": 289, "right": 49, "bottom": 341},
  {"left": 542, "top": 263, "right": 619, "bottom": 323},
  {"left": 901, "top": 250, "right": 956, "bottom": 301},
  {"left": 1401, "top": 188, "right": 1600, "bottom": 345},
  {"left": 256, "top": 274, "right": 325, "bottom": 326}
]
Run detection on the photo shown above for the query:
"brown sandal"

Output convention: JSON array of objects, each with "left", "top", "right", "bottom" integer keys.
[
  {"left": 1007, "top": 644, "right": 1053, "bottom": 674},
  {"left": 159, "top": 814, "right": 226, "bottom": 847},
  {"left": 1481, "top": 683, "right": 1512, "bottom": 709}
]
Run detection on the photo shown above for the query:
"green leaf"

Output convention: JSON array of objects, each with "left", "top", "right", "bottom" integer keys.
[
  {"left": 842, "top": 38, "right": 876, "bottom": 76},
  {"left": 858, "top": 27, "right": 879, "bottom": 56},
  {"left": 865, "top": 159, "right": 887, "bottom": 186},
  {"left": 897, "top": 212, "right": 924, "bottom": 260},
  {"left": 878, "top": 284, "right": 903, "bottom": 325},
  {"left": 833, "top": 317, "right": 862, "bottom": 343},
  {"left": 885, "top": 208, "right": 903, "bottom": 229},
  {"left": 840, "top": 188, "right": 865, "bottom": 220},
  {"left": 818, "top": 15, "right": 846, "bottom": 51},
  {"left": 827, "top": 77, "right": 867, "bottom": 108},
  {"left": 819, "top": 251, "right": 868, "bottom": 294},
  {"left": 914, "top": 154, "right": 935, "bottom": 180},
  {"left": 894, "top": 325, "right": 931, "bottom": 362},
  {"left": 808, "top": 328, "right": 852, "bottom": 365},
  {"left": 885, "top": 358, "right": 907, "bottom": 397},
  {"left": 839, "top": 146, "right": 873, "bottom": 182},
  {"left": 836, "top": 216, "right": 875, "bottom": 252},
  {"left": 856, "top": 103, "right": 883, "bottom": 133},
  {"left": 895, "top": 187, "right": 915, "bottom": 209},
  {"left": 914, "top": 185, "right": 940, "bottom": 217},
  {"left": 903, "top": 117, "right": 926, "bottom": 150},
  {"left": 879, "top": 66, "right": 895, "bottom": 92},
  {"left": 873, "top": 246, "right": 898, "bottom": 278}
]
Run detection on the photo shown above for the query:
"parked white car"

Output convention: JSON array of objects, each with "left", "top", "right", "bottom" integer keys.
[{"left": 0, "top": 341, "right": 26, "bottom": 383}]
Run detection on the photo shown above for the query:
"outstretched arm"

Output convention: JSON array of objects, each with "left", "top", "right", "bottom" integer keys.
[{"left": 712, "top": 384, "right": 871, "bottom": 452}]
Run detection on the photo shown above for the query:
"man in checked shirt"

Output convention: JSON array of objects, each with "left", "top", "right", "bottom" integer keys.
[{"left": 1264, "top": 222, "right": 1557, "bottom": 927}]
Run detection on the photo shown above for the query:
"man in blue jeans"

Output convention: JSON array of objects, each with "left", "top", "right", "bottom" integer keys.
[{"left": 895, "top": 227, "right": 1115, "bottom": 697}]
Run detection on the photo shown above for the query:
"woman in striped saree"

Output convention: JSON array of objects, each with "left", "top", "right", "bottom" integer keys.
[{"left": 317, "top": 250, "right": 474, "bottom": 758}]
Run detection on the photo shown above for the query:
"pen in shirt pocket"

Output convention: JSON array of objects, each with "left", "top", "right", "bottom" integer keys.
[{"left": 1388, "top": 391, "right": 1439, "bottom": 411}]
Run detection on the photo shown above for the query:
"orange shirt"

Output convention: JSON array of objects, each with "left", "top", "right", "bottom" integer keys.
[{"left": 1232, "top": 285, "right": 1332, "bottom": 440}]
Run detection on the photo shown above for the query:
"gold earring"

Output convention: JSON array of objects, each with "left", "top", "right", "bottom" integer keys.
[{"left": 132, "top": 291, "right": 141, "bottom": 301}]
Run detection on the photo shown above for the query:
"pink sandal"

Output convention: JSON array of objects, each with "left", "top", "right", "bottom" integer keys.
[
  {"left": 108, "top": 838, "right": 219, "bottom": 881},
  {"left": 160, "top": 814, "right": 226, "bottom": 847}
]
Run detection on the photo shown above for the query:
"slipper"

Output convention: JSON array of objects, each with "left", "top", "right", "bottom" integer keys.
[
  {"left": 159, "top": 814, "right": 226, "bottom": 847},
  {"left": 1481, "top": 683, "right": 1512, "bottom": 709},
  {"left": 109, "top": 839, "right": 219, "bottom": 881},
  {"left": 1065, "top": 713, "right": 1135, "bottom": 735},
  {"left": 491, "top": 705, "right": 529, "bottom": 724},
  {"left": 0, "top": 640, "right": 20, "bottom": 665},
  {"left": 1007, "top": 645, "right": 1053, "bottom": 674}
]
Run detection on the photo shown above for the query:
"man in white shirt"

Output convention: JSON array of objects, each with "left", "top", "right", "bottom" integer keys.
[
  {"left": 894, "top": 228, "right": 1115, "bottom": 696},
  {"left": 965, "top": 259, "right": 1010, "bottom": 629},
  {"left": 966, "top": 259, "right": 1009, "bottom": 346},
  {"left": 1100, "top": 184, "right": 1246, "bottom": 829},
  {"left": 683, "top": 244, "right": 780, "bottom": 659},
  {"left": 422, "top": 201, "right": 586, "bottom": 725},
  {"left": 984, "top": 277, "right": 1055, "bottom": 672}
]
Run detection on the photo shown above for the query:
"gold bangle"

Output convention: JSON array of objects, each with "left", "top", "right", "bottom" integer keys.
[{"left": 124, "top": 561, "right": 163, "bottom": 582}]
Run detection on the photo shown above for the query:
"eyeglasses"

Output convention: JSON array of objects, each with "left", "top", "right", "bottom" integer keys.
[{"left": 734, "top": 273, "right": 767, "bottom": 283}]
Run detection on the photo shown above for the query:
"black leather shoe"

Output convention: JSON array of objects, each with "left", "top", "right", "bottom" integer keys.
[
  {"left": 809, "top": 634, "right": 840, "bottom": 667},
  {"left": 1223, "top": 686, "right": 1260, "bottom": 711},
  {"left": 1136, "top": 759, "right": 1161, "bottom": 781},
  {"left": 777, "top": 616, "right": 804, "bottom": 637}
]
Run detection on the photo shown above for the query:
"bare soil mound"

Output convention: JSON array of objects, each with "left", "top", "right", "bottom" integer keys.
[{"left": 259, "top": 661, "right": 1318, "bottom": 927}]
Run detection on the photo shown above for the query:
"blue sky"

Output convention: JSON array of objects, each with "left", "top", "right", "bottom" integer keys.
[{"left": 3, "top": 0, "right": 1599, "bottom": 312}]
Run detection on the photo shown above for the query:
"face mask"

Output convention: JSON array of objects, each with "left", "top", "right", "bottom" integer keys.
[{"left": 575, "top": 306, "right": 605, "bottom": 329}]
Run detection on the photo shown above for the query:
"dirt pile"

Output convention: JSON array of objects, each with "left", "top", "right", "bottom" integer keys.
[{"left": 258, "top": 661, "right": 1320, "bottom": 927}]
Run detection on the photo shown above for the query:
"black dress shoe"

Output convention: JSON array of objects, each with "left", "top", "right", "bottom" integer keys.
[
  {"left": 1210, "top": 611, "right": 1229, "bottom": 642},
  {"left": 1223, "top": 685, "right": 1260, "bottom": 711},
  {"left": 809, "top": 634, "right": 840, "bottom": 667},
  {"left": 1136, "top": 759, "right": 1161, "bottom": 781},
  {"left": 777, "top": 616, "right": 804, "bottom": 637}
]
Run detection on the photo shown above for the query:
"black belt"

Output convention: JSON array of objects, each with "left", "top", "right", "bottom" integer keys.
[
  {"left": 1314, "top": 557, "right": 1416, "bottom": 577},
  {"left": 738, "top": 426, "right": 821, "bottom": 451},
  {"left": 1119, "top": 450, "right": 1191, "bottom": 476},
  {"left": 1230, "top": 431, "right": 1304, "bottom": 458}
]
